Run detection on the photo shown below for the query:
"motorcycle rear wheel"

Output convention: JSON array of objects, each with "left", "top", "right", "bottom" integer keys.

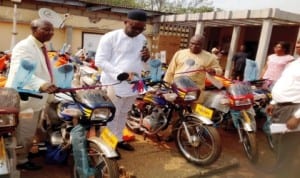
[
  {"left": 73, "top": 141, "right": 120, "bottom": 178},
  {"left": 173, "top": 116, "right": 222, "bottom": 165},
  {"left": 241, "top": 131, "right": 258, "bottom": 163}
]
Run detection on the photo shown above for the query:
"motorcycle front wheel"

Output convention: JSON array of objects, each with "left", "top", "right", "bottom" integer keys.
[
  {"left": 266, "top": 133, "right": 275, "bottom": 150},
  {"left": 73, "top": 141, "right": 120, "bottom": 178},
  {"left": 173, "top": 116, "right": 222, "bottom": 166},
  {"left": 241, "top": 130, "right": 258, "bottom": 163}
]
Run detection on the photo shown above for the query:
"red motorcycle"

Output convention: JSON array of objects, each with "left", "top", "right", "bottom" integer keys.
[
  {"left": 126, "top": 76, "right": 222, "bottom": 166},
  {"left": 202, "top": 76, "right": 258, "bottom": 163}
]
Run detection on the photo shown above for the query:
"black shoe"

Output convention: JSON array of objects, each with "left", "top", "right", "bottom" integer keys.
[
  {"left": 115, "top": 149, "right": 122, "bottom": 160},
  {"left": 17, "top": 161, "right": 42, "bottom": 171},
  {"left": 117, "top": 141, "right": 134, "bottom": 151}
]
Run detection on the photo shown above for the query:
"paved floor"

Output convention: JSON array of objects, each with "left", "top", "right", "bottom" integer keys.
[
  {"left": 117, "top": 129, "right": 275, "bottom": 178},
  {"left": 19, "top": 126, "right": 297, "bottom": 178}
]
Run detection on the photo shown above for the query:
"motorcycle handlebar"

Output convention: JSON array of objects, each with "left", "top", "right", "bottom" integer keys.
[
  {"left": 55, "top": 73, "right": 160, "bottom": 93},
  {"left": 17, "top": 89, "right": 43, "bottom": 100},
  {"left": 130, "top": 79, "right": 170, "bottom": 88},
  {"left": 56, "top": 85, "right": 103, "bottom": 93}
]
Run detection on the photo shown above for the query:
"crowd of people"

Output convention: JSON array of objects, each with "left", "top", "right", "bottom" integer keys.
[{"left": 1, "top": 8, "right": 299, "bottom": 177}]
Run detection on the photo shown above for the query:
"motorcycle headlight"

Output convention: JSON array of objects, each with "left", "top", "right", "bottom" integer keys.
[
  {"left": 234, "top": 99, "right": 252, "bottom": 106},
  {"left": 91, "top": 108, "right": 112, "bottom": 121},
  {"left": 184, "top": 91, "right": 198, "bottom": 101}
]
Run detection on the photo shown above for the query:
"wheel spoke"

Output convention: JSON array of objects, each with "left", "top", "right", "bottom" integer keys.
[{"left": 178, "top": 120, "right": 214, "bottom": 159}]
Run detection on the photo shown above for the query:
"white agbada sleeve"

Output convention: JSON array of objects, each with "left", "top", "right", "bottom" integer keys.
[{"left": 95, "top": 33, "right": 123, "bottom": 81}]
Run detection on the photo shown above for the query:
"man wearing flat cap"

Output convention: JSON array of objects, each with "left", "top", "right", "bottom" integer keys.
[{"left": 95, "top": 9, "right": 150, "bottom": 152}]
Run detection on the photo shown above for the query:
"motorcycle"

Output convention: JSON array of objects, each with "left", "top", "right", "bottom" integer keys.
[
  {"left": 42, "top": 86, "right": 120, "bottom": 178},
  {"left": 203, "top": 76, "right": 258, "bottom": 163},
  {"left": 0, "top": 86, "right": 43, "bottom": 177},
  {"left": 126, "top": 76, "right": 222, "bottom": 166},
  {"left": 250, "top": 80, "right": 274, "bottom": 149},
  {"left": 0, "top": 88, "right": 20, "bottom": 177},
  {"left": 22, "top": 58, "right": 125, "bottom": 178},
  {"left": 0, "top": 59, "right": 46, "bottom": 177}
]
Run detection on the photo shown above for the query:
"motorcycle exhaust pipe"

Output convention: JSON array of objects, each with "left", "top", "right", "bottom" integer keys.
[
  {"left": 128, "top": 115, "right": 142, "bottom": 122},
  {"left": 126, "top": 121, "right": 141, "bottom": 129}
]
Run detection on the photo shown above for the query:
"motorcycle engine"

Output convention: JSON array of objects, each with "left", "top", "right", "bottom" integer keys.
[{"left": 142, "top": 106, "right": 166, "bottom": 132}]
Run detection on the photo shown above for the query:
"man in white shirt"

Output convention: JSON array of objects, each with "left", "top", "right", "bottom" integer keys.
[
  {"left": 95, "top": 9, "right": 150, "bottom": 151},
  {"left": 266, "top": 38, "right": 300, "bottom": 176}
]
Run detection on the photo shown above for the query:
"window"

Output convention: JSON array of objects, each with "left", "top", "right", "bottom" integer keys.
[{"left": 82, "top": 32, "right": 103, "bottom": 54}]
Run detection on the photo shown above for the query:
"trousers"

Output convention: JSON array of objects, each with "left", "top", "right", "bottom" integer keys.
[
  {"left": 105, "top": 86, "right": 137, "bottom": 140},
  {"left": 271, "top": 104, "right": 300, "bottom": 177},
  {"left": 16, "top": 109, "right": 41, "bottom": 164}
]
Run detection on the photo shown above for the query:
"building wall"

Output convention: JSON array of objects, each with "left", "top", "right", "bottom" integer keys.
[
  {"left": 0, "top": 21, "right": 67, "bottom": 52},
  {"left": 204, "top": 25, "right": 298, "bottom": 71},
  {"left": 269, "top": 26, "right": 298, "bottom": 55},
  {"left": 0, "top": 6, "right": 153, "bottom": 53}
]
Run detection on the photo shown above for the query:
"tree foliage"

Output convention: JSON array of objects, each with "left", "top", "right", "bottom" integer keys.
[
  {"left": 82, "top": 0, "right": 138, "bottom": 7},
  {"left": 136, "top": 0, "right": 214, "bottom": 13},
  {"left": 82, "top": 0, "right": 215, "bottom": 13}
]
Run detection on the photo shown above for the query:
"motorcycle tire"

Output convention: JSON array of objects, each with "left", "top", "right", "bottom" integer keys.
[
  {"left": 266, "top": 133, "right": 275, "bottom": 150},
  {"left": 241, "top": 131, "right": 258, "bottom": 163},
  {"left": 72, "top": 141, "right": 120, "bottom": 178},
  {"left": 173, "top": 116, "right": 222, "bottom": 166}
]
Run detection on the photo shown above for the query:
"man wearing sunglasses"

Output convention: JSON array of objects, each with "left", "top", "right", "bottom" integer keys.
[{"left": 95, "top": 9, "right": 150, "bottom": 152}]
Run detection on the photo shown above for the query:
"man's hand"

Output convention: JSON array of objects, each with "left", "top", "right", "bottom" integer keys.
[
  {"left": 117, "top": 72, "right": 129, "bottom": 81},
  {"left": 266, "top": 104, "right": 274, "bottom": 116},
  {"left": 39, "top": 83, "right": 58, "bottom": 94},
  {"left": 141, "top": 47, "right": 150, "bottom": 62},
  {"left": 286, "top": 116, "right": 300, "bottom": 130}
]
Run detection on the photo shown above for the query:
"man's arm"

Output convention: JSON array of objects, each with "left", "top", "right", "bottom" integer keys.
[
  {"left": 163, "top": 51, "right": 179, "bottom": 84},
  {"left": 6, "top": 46, "right": 47, "bottom": 91},
  {"left": 207, "top": 55, "right": 223, "bottom": 76},
  {"left": 95, "top": 34, "right": 123, "bottom": 80},
  {"left": 286, "top": 116, "right": 300, "bottom": 130}
]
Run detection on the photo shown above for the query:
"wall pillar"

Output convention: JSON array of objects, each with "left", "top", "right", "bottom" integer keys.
[
  {"left": 224, "top": 26, "right": 240, "bottom": 78},
  {"left": 195, "top": 21, "right": 205, "bottom": 35},
  {"left": 152, "top": 23, "right": 160, "bottom": 35},
  {"left": 255, "top": 19, "right": 273, "bottom": 75},
  {"left": 65, "top": 26, "right": 73, "bottom": 53},
  {"left": 294, "top": 26, "right": 300, "bottom": 57}
]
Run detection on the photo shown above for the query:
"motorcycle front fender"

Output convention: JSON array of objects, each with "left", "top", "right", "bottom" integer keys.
[
  {"left": 241, "top": 108, "right": 256, "bottom": 132},
  {"left": 186, "top": 113, "right": 214, "bottom": 125},
  {"left": 88, "top": 136, "right": 119, "bottom": 158}
]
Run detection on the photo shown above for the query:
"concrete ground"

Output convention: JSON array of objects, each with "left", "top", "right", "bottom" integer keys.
[{"left": 19, "top": 124, "right": 291, "bottom": 178}]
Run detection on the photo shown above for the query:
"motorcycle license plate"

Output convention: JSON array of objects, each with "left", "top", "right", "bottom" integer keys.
[
  {"left": 100, "top": 127, "right": 118, "bottom": 149},
  {"left": 195, "top": 104, "right": 213, "bottom": 119}
]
